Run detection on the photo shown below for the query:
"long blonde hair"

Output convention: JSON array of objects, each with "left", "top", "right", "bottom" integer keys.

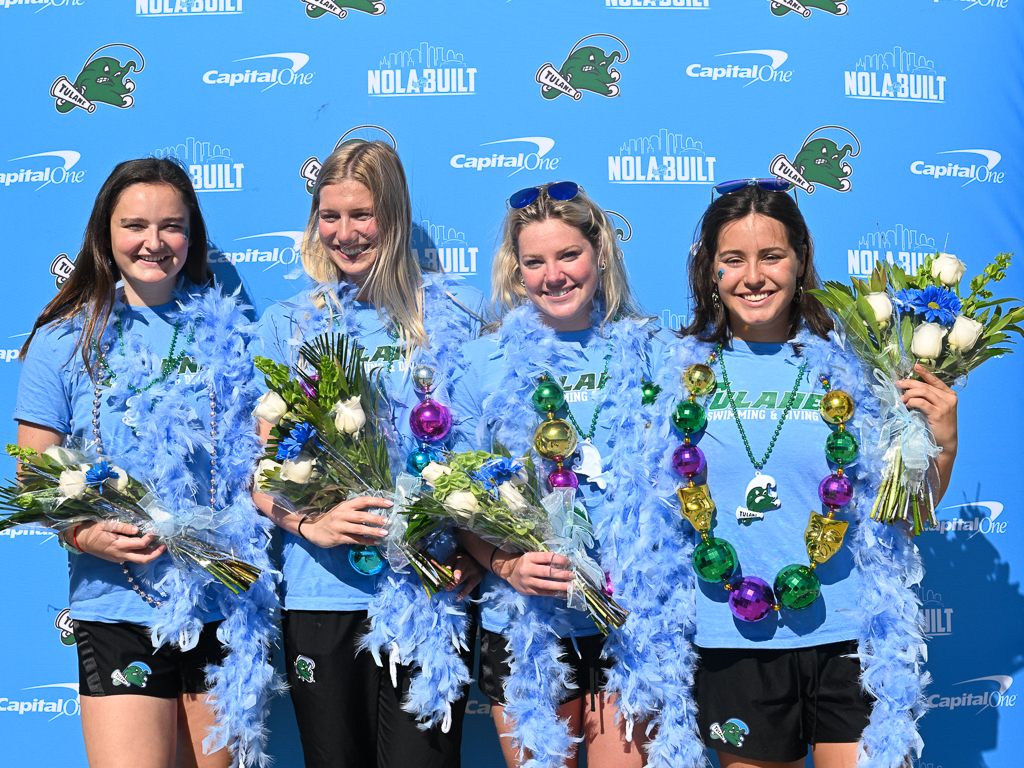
[
  {"left": 490, "top": 183, "right": 643, "bottom": 329},
  {"left": 301, "top": 140, "right": 428, "bottom": 351}
]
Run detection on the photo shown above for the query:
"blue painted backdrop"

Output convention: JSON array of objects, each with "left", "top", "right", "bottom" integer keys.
[{"left": 1, "top": 2, "right": 1021, "bottom": 767}]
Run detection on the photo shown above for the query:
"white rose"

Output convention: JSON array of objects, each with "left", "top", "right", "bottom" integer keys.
[
  {"left": 43, "top": 445, "right": 78, "bottom": 466},
  {"left": 106, "top": 466, "right": 129, "bottom": 493},
  {"left": 930, "top": 252, "right": 967, "bottom": 287},
  {"left": 255, "top": 459, "right": 282, "bottom": 490},
  {"left": 419, "top": 461, "right": 452, "bottom": 486},
  {"left": 253, "top": 391, "right": 288, "bottom": 425},
  {"left": 497, "top": 481, "right": 529, "bottom": 512},
  {"left": 864, "top": 292, "right": 893, "bottom": 325},
  {"left": 947, "top": 315, "right": 984, "bottom": 352},
  {"left": 58, "top": 469, "right": 88, "bottom": 500},
  {"left": 445, "top": 491, "right": 479, "bottom": 513},
  {"left": 333, "top": 396, "right": 366, "bottom": 435},
  {"left": 910, "top": 322, "right": 947, "bottom": 359},
  {"left": 280, "top": 452, "right": 315, "bottom": 484}
]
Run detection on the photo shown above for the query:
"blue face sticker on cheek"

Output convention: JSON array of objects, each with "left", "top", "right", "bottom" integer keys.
[{"left": 717, "top": 269, "right": 724, "bottom": 281}]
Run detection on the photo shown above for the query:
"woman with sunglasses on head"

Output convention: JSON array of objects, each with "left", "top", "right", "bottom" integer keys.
[
  {"left": 454, "top": 182, "right": 700, "bottom": 768},
  {"left": 646, "top": 179, "right": 958, "bottom": 768},
  {"left": 252, "top": 140, "right": 486, "bottom": 768},
  {"left": 14, "top": 158, "right": 279, "bottom": 768}
]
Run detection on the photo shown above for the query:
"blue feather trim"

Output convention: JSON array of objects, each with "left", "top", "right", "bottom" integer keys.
[
  {"left": 480, "top": 305, "right": 700, "bottom": 768},
  {"left": 283, "top": 273, "right": 474, "bottom": 729},
  {"left": 653, "top": 328, "right": 929, "bottom": 768},
  {"left": 100, "top": 281, "right": 282, "bottom": 767}
]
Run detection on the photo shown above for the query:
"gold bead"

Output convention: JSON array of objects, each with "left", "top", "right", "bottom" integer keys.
[
  {"left": 819, "top": 390, "right": 855, "bottom": 424},
  {"left": 683, "top": 364, "right": 716, "bottom": 397},
  {"left": 533, "top": 418, "right": 577, "bottom": 460}
]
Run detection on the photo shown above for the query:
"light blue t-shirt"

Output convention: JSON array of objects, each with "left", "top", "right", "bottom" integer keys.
[
  {"left": 14, "top": 303, "right": 223, "bottom": 625},
  {"left": 453, "top": 324, "right": 662, "bottom": 637},
  {"left": 691, "top": 338, "right": 861, "bottom": 649},
  {"left": 254, "top": 281, "right": 485, "bottom": 612}
]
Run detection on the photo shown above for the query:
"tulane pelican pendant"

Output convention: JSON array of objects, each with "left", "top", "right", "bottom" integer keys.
[
  {"left": 736, "top": 472, "right": 781, "bottom": 523},
  {"left": 572, "top": 440, "right": 606, "bottom": 489}
]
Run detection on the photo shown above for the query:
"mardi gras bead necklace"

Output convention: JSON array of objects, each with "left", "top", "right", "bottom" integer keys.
[
  {"left": 93, "top": 314, "right": 216, "bottom": 608},
  {"left": 671, "top": 345, "right": 859, "bottom": 622}
]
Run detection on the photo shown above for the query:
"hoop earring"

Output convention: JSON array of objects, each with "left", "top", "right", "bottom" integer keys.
[
  {"left": 794, "top": 284, "right": 804, "bottom": 304},
  {"left": 519, "top": 277, "right": 526, "bottom": 287}
]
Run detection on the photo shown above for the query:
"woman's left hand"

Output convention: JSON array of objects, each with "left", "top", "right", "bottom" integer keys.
[
  {"left": 446, "top": 550, "right": 483, "bottom": 602},
  {"left": 897, "top": 364, "right": 958, "bottom": 455}
]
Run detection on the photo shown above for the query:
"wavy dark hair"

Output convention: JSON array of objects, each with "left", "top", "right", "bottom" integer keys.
[
  {"left": 20, "top": 157, "right": 211, "bottom": 375},
  {"left": 679, "top": 184, "right": 833, "bottom": 343}
]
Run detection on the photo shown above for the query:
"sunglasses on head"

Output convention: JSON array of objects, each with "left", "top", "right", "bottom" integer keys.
[
  {"left": 508, "top": 180, "right": 580, "bottom": 209},
  {"left": 711, "top": 177, "right": 795, "bottom": 202}
]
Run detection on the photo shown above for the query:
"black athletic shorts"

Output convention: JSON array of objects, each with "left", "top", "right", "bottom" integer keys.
[
  {"left": 478, "top": 627, "right": 611, "bottom": 708},
  {"left": 75, "top": 620, "right": 225, "bottom": 698},
  {"left": 693, "top": 639, "right": 874, "bottom": 763}
]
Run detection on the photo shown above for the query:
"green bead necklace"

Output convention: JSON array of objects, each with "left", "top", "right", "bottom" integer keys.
[
  {"left": 98, "top": 313, "right": 200, "bottom": 412},
  {"left": 717, "top": 342, "right": 808, "bottom": 474},
  {"left": 563, "top": 348, "right": 613, "bottom": 442}
]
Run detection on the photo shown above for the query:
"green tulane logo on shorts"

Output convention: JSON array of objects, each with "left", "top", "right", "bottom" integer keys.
[
  {"left": 302, "top": 0, "right": 384, "bottom": 20},
  {"left": 769, "top": 126, "right": 861, "bottom": 194},
  {"left": 50, "top": 45, "right": 145, "bottom": 114},
  {"left": 536, "top": 34, "right": 629, "bottom": 101},
  {"left": 111, "top": 662, "right": 151, "bottom": 688},
  {"left": 769, "top": 0, "right": 849, "bottom": 18},
  {"left": 294, "top": 655, "right": 316, "bottom": 683},
  {"left": 710, "top": 718, "right": 748, "bottom": 748}
]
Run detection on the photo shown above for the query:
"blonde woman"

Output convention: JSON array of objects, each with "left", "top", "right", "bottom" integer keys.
[
  {"left": 453, "top": 182, "right": 695, "bottom": 768},
  {"left": 253, "top": 141, "right": 485, "bottom": 768}
]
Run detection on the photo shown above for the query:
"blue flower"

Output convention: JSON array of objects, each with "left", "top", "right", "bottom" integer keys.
[
  {"left": 85, "top": 460, "right": 115, "bottom": 486},
  {"left": 277, "top": 422, "right": 317, "bottom": 461},
  {"left": 471, "top": 457, "right": 525, "bottom": 498},
  {"left": 894, "top": 286, "right": 961, "bottom": 325}
]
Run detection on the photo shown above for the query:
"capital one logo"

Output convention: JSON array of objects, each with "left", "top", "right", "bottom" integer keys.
[
  {"left": 932, "top": 501, "right": 1007, "bottom": 537},
  {"left": 4, "top": 151, "right": 85, "bottom": 190},
  {"left": 203, "top": 52, "right": 314, "bottom": 90},
  {"left": 687, "top": 49, "right": 793, "bottom": 86},
  {"left": 910, "top": 149, "right": 1004, "bottom": 186},
  {"left": 450, "top": 137, "right": 560, "bottom": 176},
  {"left": 210, "top": 231, "right": 304, "bottom": 272}
]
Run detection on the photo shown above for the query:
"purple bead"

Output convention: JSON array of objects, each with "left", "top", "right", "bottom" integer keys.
[
  {"left": 818, "top": 473, "right": 854, "bottom": 508},
  {"left": 548, "top": 467, "right": 579, "bottom": 490},
  {"left": 671, "top": 443, "right": 706, "bottom": 477},
  {"left": 728, "top": 577, "right": 775, "bottom": 622},
  {"left": 409, "top": 400, "right": 453, "bottom": 442}
]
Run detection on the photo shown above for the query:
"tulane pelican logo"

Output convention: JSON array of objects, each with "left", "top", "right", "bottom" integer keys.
[
  {"left": 605, "top": 210, "right": 632, "bottom": 243},
  {"left": 769, "top": 0, "right": 848, "bottom": 17},
  {"left": 710, "top": 719, "right": 749, "bottom": 748},
  {"left": 302, "top": 0, "right": 384, "bottom": 19},
  {"left": 536, "top": 34, "right": 629, "bottom": 101},
  {"left": 111, "top": 662, "right": 151, "bottom": 688},
  {"left": 54, "top": 607, "right": 76, "bottom": 646},
  {"left": 50, "top": 44, "right": 145, "bottom": 115},
  {"left": 300, "top": 124, "right": 398, "bottom": 194},
  {"left": 295, "top": 655, "right": 316, "bottom": 683},
  {"left": 736, "top": 474, "right": 781, "bottom": 522},
  {"left": 769, "top": 126, "right": 861, "bottom": 194}
]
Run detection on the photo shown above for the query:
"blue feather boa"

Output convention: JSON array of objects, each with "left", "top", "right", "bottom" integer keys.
[
  {"left": 480, "top": 305, "right": 699, "bottom": 768},
  {"left": 280, "top": 272, "right": 473, "bottom": 730},
  {"left": 649, "top": 327, "right": 929, "bottom": 768},
  {"left": 100, "top": 281, "right": 283, "bottom": 767}
]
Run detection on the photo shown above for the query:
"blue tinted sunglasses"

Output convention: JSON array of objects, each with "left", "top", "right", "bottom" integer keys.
[
  {"left": 508, "top": 181, "right": 580, "bottom": 209},
  {"left": 712, "top": 177, "right": 796, "bottom": 203}
]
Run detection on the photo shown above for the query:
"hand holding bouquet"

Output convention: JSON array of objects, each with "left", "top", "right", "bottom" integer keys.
[
  {"left": 401, "top": 448, "right": 628, "bottom": 634},
  {"left": 1, "top": 442, "right": 261, "bottom": 593},
  {"left": 809, "top": 252, "right": 1023, "bottom": 533}
]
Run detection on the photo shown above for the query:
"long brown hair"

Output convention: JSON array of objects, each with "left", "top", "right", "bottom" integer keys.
[
  {"left": 680, "top": 184, "right": 833, "bottom": 343},
  {"left": 490, "top": 183, "right": 644, "bottom": 330},
  {"left": 300, "top": 141, "right": 428, "bottom": 352},
  {"left": 20, "top": 157, "right": 211, "bottom": 375}
]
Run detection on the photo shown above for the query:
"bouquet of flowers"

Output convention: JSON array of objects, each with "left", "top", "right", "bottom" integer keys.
[
  {"left": 253, "top": 332, "right": 454, "bottom": 594},
  {"left": 0, "top": 442, "right": 261, "bottom": 593},
  {"left": 809, "top": 252, "right": 1023, "bottom": 533},
  {"left": 400, "top": 448, "right": 629, "bottom": 634}
]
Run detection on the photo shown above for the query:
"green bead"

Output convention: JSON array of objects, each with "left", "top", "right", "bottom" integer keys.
[
  {"left": 532, "top": 379, "right": 565, "bottom": 414},
  {"left": 640, "top": 380, "right": 661, "bottom": 406},
  {"left": 826, "top": 430, "right": 859, "bottom": 464},
  {"left": 672, "top": 400, "right": 707, "bottom": 434},
  {"left": 692, "top": 537, "right": 738, "bottom": 584},
  {"left": 774, "top": 564, "right": 821, "bottom": 609}
]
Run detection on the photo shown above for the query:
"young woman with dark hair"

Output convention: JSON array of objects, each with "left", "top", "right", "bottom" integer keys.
[
  {"left": 15, "top": 157, "right": 279, "bottom": 768},
  {"left": 650, "top": 180, "right": 958, "bottom": 768}
]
